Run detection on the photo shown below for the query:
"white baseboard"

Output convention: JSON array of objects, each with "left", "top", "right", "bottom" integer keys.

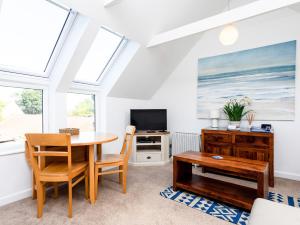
[
  {"left": 275, "top": 170, "right": 300, "bottom": 181},
  {"left": 0, "top": 188, "right": 32, "bottom": 207}
]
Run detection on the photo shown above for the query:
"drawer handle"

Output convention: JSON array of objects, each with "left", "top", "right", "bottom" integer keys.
[{"left": 147, "top": 156, "right": 151, "bottom": 159}]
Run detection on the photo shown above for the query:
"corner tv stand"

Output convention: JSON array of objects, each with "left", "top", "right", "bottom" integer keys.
[{"left": 130, "top": 131, "right": 170, "bottom": 166}]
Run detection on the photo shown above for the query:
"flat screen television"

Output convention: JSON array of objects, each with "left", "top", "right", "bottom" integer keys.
[{"left": 130, "top": 109, "right": 167, "bottom": 131}]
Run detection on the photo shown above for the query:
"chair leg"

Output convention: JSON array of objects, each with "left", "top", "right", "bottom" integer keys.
[
  {"left": 122, "top": 166, "right": 127, "bottom": 194},
  {"left": 99, "top": 168, "right": 102, "bottom": 184},
  {"left": 32, "top": 173, "right": 37, "bottom": 199},
  {"left": 119, "top": 166, "right": 123, "bottom": 184},
  {"left": 43, "top": 184, "right": 46, "bottom": 204},
  {"left": 68, "top": 181, "right": 72, "bottom": 218},
  {"left": 95, "top": 166, "right": 99, "bottom": 200},
  {"left": 85, "top": 169, "right": 89, "bottom": 200},
  {"left": 37, "top": 182, "right": 44, "bottom": 218},
  {"left": 53, "top": 183, "right": 59, "bottom": 199}
]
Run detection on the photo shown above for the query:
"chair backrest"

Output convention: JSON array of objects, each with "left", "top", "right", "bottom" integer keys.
[
  {"left": 25, "top": 133, "right": 72, "bottom": 180},
  {"left": 120, "top": 126, "right": 136, "bottom": 162}
]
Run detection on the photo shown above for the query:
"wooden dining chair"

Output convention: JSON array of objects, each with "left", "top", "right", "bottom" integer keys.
[
  {"left": 25, "top": 133, "right": 89, "bottom": 218},
  {"left": 25, "top": 141, "right": 60, "bottom": 200},
  {"left": 94, "top": 126, "right": 136, "bottom": 198}
]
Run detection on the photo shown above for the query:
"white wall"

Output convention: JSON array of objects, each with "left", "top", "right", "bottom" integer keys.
[
  {"left": 0, "top": 152, "right": 32, "bottom": 207},
  {"left": 149, "top": 9, "right": 300, "bottom": 180},
  {"left": 102, "top": 97, "right": 150, "bottom": 153}
]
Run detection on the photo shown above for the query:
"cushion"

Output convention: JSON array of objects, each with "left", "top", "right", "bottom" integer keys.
[{"left": 248, "top": 198, "right": 300, "bottom": 225}]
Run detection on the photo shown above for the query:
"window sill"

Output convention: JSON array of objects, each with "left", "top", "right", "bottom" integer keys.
[{"left": 0, "top": 142, "right": 25, "bottom": 156}]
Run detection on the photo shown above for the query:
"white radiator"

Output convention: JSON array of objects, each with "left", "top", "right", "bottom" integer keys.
[{"left": 171, "top": 132, "right": 201, "bottom": 155}]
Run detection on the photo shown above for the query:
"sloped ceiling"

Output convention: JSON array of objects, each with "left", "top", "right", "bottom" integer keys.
[
  {"left": 56, "top": 0, "right": 300, "bottom": 99},
  {"left": 58, "top": 0, "right": 230, "bottom": 99}
]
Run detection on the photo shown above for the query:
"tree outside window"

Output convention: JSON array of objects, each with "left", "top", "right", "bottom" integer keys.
[
  {"left": 67, "top": 93, "right": 95, "bottom": 132},
  {"left": 0, "top": 86, "right": 43, "bottom": 143}
]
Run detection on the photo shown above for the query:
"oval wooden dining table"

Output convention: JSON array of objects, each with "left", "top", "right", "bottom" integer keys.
[
  {"left": 70, "top": 132, "right": 118, "bottom": 204},
  {"left": 28, "top": 132, "right": 118, "bottom": 205}
]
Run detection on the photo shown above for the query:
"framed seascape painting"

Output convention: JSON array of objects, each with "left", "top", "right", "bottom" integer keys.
[{"left": 197, "top": 40, "right": 296, "bottom": 121}]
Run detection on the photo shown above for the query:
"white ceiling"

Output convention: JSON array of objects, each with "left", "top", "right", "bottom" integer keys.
[
  {"left": 55, "top": 0, "right": 229, "bottom": 99},
  {"left": 57, "top": 0, "right": 298, "bottom": 99},
  {"left": 59, "top": 0, "right": 229, "bottom": 43}
]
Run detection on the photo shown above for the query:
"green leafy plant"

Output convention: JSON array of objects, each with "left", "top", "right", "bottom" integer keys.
[
  {"left": 15, "top": 90, "right": 42, "bottom": 114},
  {"left": 71, "top": 99, "right": 94, "bottom": 117},
  {"left": 223, "top": 97, "right": 252, "bottom": 121}
]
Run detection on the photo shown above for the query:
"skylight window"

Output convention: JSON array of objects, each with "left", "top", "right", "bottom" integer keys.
[
  {"left": 0, "top": 0, "right": 71, "bottom": 76},
  {"left": 74, "top": 27, "right": 125, "bottom": 84}
]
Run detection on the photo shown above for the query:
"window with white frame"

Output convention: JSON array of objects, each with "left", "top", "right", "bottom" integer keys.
[
  {"left": 74, "top": 27, "right": 126, "bottom": 84},
  {"left": 67, "top": 93, "right": 95, "bottom": 132},
  {"left": 0, "top": 86, "right": 43, "bottom": 144},
  {"left": 0, "top": 0, "right": 73, "bottom": 76}
]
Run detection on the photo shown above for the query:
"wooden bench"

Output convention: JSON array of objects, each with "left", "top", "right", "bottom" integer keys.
[{"left": 173, "top": 151, "right": 269, "bottom": 210}]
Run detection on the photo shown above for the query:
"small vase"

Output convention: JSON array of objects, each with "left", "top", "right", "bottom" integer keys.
[{"left": 229, "top": 121, "right": 241, "bottom": 128}]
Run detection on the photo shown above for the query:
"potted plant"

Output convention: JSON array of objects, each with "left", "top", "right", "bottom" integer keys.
[{"left": 223, "top": 97, "right": 252, "bottom": 128}]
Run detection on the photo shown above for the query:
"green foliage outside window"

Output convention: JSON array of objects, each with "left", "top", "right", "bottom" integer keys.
[
  {"left": 71, "top": 99, "right": 94, "bottom": 117},
  {"left": 15, "top": 89, "right": 42, "bottom": 114}
]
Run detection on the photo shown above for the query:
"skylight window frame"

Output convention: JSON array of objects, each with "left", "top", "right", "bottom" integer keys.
[
  {"left": 0, "top": 0, "right": 77, "bottom": 79},
  {"left": 73, "top": 27, "right": 127, "bottom": 86}
]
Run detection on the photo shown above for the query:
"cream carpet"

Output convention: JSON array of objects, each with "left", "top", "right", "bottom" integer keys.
[{"left": 0, "top": 163, "right": 299, "bottom": 225}]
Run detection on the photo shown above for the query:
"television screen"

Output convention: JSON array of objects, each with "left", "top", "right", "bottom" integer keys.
[{"left": 130, "top": 109, "right": 167, "bottom": 131}]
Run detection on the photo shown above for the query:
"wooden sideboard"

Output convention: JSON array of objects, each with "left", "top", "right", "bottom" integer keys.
[{"left": 201, "top": 128, "right": 274, "bottom": 187}]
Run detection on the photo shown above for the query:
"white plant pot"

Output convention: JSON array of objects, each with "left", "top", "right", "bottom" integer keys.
[
  {"left": 229, "top": 121, "right": 241, "bottom": 128},
  {"left": 228, "top": 121, "right": 241, "bottom": 129}
]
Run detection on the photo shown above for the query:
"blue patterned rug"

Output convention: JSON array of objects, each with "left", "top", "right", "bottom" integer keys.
[{"left": 160, "top": 186, "right": 300, "bottom": 225}]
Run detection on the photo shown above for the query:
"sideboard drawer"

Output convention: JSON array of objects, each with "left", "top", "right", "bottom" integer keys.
[
  {"left": 235, "top": 135, "right": 270, "bottom": 148},
  {"left": 204, "top": 134, "right": 232, "bottom": 143},
  {"left": 205, "top": 143, "right": 232, "bottom": 156},
  {"left": 136, "top": 152, "right": 161, "bottom": 162},
  {"left": 235, "top": 147, "right": 269, "bottom": 161}
]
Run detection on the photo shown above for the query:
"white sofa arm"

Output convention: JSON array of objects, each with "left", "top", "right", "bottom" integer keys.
[{"left": 248, "top": 198, "right": 300, "bottom": 225}]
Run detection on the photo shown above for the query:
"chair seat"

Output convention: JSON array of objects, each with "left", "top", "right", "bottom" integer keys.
[
  {"left": 40, "top": 161, "right": 88, "bottom": 179},
  {"left": 95, "top": 154, "right": 124, "bottom": 165}
]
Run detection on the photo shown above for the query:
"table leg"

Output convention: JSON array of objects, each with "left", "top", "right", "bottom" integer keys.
[
  {"left": 173, "top": 158, "right": 192, "bottom": 191},
  {"left": 173, "top": 158, "right": 178, "bottom": 191},
  {"left": 89, "top": 145, "right": 95, "bottom": 204},
  {"left": 257, "top": 170, "right": 268, "bottom": 198},
  {"left": 97, "top": 144, "right": 102, "bottom": 160},
  {"left": 96, "top": 144, "right": 102, "bottom": 184}
]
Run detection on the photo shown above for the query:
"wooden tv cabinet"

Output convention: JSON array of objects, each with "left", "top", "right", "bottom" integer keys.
[
  {"left": 130, "top": 131, "right": 170, "bottom": 166},
  {"left": 201, "top": 128, "right": 274, "bottom": 187},
  {"left": 173, "top": 152, "right": 269, "bottom": 210}
]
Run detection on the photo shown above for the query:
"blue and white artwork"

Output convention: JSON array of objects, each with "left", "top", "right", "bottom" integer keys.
[{"left": 197, "top": 41, "right": 296, "bottom": 120}]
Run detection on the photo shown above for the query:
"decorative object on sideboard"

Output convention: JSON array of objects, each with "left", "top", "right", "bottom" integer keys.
[
  {"left": 197, "top": 41, "right": 296, "bottom": 121},
  {"left": 261, "top": 124, "right": 272, "bottom": 131},
  {"left": 246, "top": 111, "right": 255, "bottom": 129},
  {"left": 251, "top": 124, "right": 272, "bottom": 133},
  {"left": 210, "top": 109, "right": 220, "bottom": 128},
  {"left": 223, "top": 97, "right": 251, "bottom": 130},
  {"left": 59, "top": 128, "right": 80, "bottom": 136}
]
